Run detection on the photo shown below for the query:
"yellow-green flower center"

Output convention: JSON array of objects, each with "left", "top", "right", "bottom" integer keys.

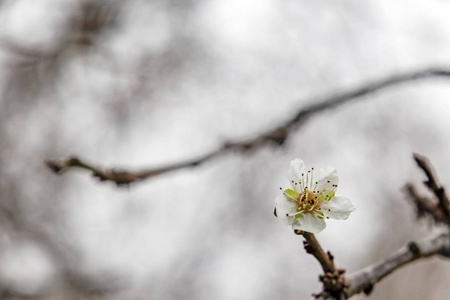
[
  {"left": 283, "top": 188, "right": 335, "bottom": 220},
  {"left": 297, "top": 190, "right": 319, "bottom": 212}
]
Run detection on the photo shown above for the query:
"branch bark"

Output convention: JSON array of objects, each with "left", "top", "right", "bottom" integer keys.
[
  {"left": 46, "top": 68, "right": 450, "bottom": 186},
  {"left": 347, "top": 233, "right": 450, "bottom": 297},
  {"left": 301, "top": 231, "right": 336, "bottom": 273}
]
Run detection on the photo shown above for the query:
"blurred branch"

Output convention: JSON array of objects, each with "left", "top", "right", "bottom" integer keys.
[
  {"left": 347, "top": 233, "right": 450, "bottom": 297},
  {"left": 0, "top": 1, "right": 117, "bottom": 65},
  {"left": 413, "top": 153, "right": 450, "bottom": 219},
  {"left": 46, "top": 68, "right": 450, "bottom": 186},
  {"left": 45, "top": 152, "right": 222, "bottom": 186},
  {"left": 404, "top": 183, "right": 446, "bottom": 223},
  {"left": 404, "top": 153, "right": 450, "bottom": 225}
]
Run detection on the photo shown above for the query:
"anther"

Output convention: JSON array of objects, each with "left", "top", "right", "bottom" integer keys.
[
  {"left": 326, "top": 217, "right": 329, "bottom": 219},
  {"left": 279, "top": 187, "right": 282, "bottom": 190},
  {"left": 328, "top": 209, "right": 331, "bottom": 211},
  {"left": 286, "top": 213, "right": 289, "bottom": 216},
  {"left": 327, "top": 181, "right": 330, "bottom": 183}
]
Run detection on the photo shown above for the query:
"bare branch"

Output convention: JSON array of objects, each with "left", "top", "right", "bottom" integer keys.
[
  {"left": 299, "top": 231, "right": 336, "bottom": 273},
  {"left": 45, "top": 151, "right": 223, "bottom": 186},
  {"left": 345, "top": 154, "right": 450, "bottom": 298},
  {"left": 310, "top": 153, "right": 450, "bottom": 299},
  {"left": 413, "top": 153, "right": 450, "bottom": 218},
  {"left": 404, "top": 183, "right": 446, "bottom": 223},
  {"left": 347, "top": 233, "right": 450, "bottom": 297},
  {"left": 295, "top": 231, "right": 348, "bottom": 299},
  {"left": 46, "top": 68, "right": 450, "bottom": 185}
]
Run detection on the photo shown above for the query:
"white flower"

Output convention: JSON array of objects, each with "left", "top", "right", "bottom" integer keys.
[{"left": 275, "top": 158, "right": 355, "bottom": 234}]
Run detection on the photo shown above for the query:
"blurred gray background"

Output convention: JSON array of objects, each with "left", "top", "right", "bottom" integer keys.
[{"left": 0, "top": 0, "right": 450, "bottom": 299}]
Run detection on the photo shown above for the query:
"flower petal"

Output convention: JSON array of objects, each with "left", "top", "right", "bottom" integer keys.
[
  {"left": 313, "top": 167, "right": 338, "bottom": 193},
  {"left": 321, "top": 196, "right": 355, "bottom": 220},
  {"left": 291, "top": 213, "right": 326, "bottom": 234},
  {"left": 275, "top": 194, "right": 297, "bottom": 225},
  {"left": 288, "top": 159, "right": 306, "bottom": 194}
]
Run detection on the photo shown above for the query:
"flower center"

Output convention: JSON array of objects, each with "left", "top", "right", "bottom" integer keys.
[{"left": 297, "top": 190, "right": 319, "bottom": 212}]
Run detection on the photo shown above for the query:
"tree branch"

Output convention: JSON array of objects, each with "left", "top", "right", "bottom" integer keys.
[
  {"left": 413, "top": 153, "right": 450, "bottom": 218},
  {"left": 295, "top": 230, "right": 349, "bottom": 299},
  {"left": 404, "top": 183, "right": 446, "bottom": 223},
  {"left": 347, "top": 233, "right": 450, "bottom": 297},
  {"left": 46, "top": 68, "right": 450, "bottom": 186},
  {"left": 345, "top": 154, "right": 450, "bottom": 298},
  {"left": 300, "top": 231, "right": 336, "bottom": 273}
]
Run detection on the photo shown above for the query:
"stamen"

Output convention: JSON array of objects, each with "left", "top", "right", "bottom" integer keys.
[
  {"left": 313, "top": 181, "right": 318, "bottom": 191},
  {"left": 301, "top": 173, "right": 305, "bottom": 190},
  {"left": 306, "top": 171, "right": 309, "bottom": 189},
  {"left": 287, "top": 210, "right": 304, "bottom": 217}
]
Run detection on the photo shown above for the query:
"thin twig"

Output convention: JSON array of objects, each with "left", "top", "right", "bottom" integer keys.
[
  {"left": 413, "top": 153, "right": 450, "bottom": 218},
  {"left": 46, "top": 68, "right": 450, "bottom": 186},
  {"left": 45, "top": 151, "right": 223, "bottom": 186},
  {"left": 296, "top": 231, "right": 349, "bottom": 299},
  {"left": 404, "top": 183, "right": 445, "bottom": 223},
  {"left": 347, "top": 233, "right": 450, "bottom": 297},
  {"left": 300, "top": 231, "right": 336, "bottom": 273}
]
